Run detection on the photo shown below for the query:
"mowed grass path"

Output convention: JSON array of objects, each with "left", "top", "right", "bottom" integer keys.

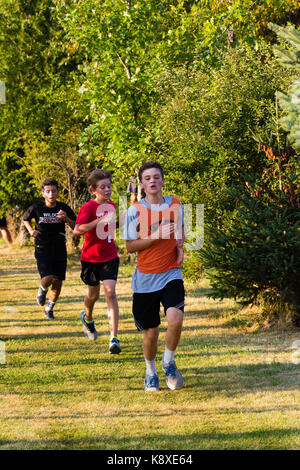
[{"left": 0, "top": 241, "right": 300, "bottom": 450}]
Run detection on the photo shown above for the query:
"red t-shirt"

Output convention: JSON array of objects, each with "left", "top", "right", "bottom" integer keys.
[{"left": 76, "top": 200, "right": 118, "bottom": 263}]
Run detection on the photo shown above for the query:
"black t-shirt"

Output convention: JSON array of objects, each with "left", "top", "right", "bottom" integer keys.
[{"left": 22, "top": 201, "right": 76, "bottom": 247}]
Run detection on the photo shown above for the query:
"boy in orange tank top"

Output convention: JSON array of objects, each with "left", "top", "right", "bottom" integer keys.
[{"left": 124, "top": 161, "right": 185, "bottom": 391}]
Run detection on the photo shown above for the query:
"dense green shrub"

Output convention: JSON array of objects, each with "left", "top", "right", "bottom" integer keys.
[
  {"left": 200, "top": 162, "right": 300, "bottom": 321},
  {"left": 182, "top": 252, "right": 203, "bottom": 284}
]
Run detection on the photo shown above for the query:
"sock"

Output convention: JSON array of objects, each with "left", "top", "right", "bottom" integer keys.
[
  {"left": 85, "top": 318, "right": 94, "bottom": 324},
  {"left": 40, "top": 285, "right": 48, "bottom": 292},
  {"left": 82, "top": 311, "right": 94, "bottom": 323},
  {"left": 145, "top": 358, "right": 157, "bottom": 376},
  {"left": 163, "top": 346, "right": 175, "bottom": 364},
  {"left": 45, "top": 300, "right": 55, "bottom": 312}
]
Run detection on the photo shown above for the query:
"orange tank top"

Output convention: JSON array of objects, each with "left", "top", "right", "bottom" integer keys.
[{"left": 133, "top": 197, "right": 182, "bottom": 274}]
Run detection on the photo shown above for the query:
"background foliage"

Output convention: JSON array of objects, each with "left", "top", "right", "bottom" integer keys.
[
  {"left": 0, "top": 0, "right": 300, "bottom": 319},
  {"left": 0, "top": 0, "right": 299, "bottom": 213}
]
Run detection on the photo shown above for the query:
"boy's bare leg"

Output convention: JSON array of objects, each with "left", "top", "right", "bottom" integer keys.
[
  {"left": 49, "top": 277, "right": 62, "bottom": 302},
  {"left": 143, "top": 309, "right": 183, "bottom": 363},
  {"left": 103, "top": 279, "right": 119, "bottom": 337},
  {"left": 143, "top": 327, "right": 159, "bottom": 361},
  {"left": 165, "top": 307, "right": 183, "bottom": 351},
  {"left": 162, "top": 307, "right": 184, "bottom": 390},
  {"left": 0, "top": 228, "right": 13, "bottom": 247},
  {"left": 84, "top": 285, "right": 100, "bottom": 321},
  {"left": 143, "top": 327, "right": 160, "bottom": 388},
  {"left": 39, "top": 276, "right": 62, "bottom": 318},
  {"left": 40, "top": 275, "right": 54, "bottom": 291}
]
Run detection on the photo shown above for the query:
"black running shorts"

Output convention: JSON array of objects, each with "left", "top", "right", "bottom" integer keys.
[
  {"left": 81, "top": 257, "right": 119, "bottom": 286},
  {"left": 35, "top": 243, "right": 67, "bottom": 280},
  {"left": 132, "top": 279, "right": 185, "bottom": 331}
]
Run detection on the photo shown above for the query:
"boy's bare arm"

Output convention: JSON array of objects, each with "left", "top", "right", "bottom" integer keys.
[
  {"left": 126, "top": 238, "right": 155, "bottom": 253},
  {"left": 56, "top": 210, "right": 75, "bottom": 229},
  {"left": 73, "top": 213, "right": 114, "bottom": 235},
  {"left": 73, "top": 219, "right": 97, "bottom": 235},
  {"left": 176, "top": 246, "right": 184, "bottom": 267},
  {"left": 126, "top": 222, "right": 176, "bottom": 253},
  {"left": 176, "top": 224, "right": 185, "bottom": 247},
  {"left": 176, "top": 224, "right": 185, "bottom": 266},
  {"left": 23, "top": 220, "right": 40, "bottom": 238}
]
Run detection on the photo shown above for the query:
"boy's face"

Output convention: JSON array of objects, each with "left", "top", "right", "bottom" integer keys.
[
  {"left": 140, "top": 168, "right": 164, "bottom": 196},
  {"left": 42, "top": 185, "right": 58, "bottom": 206},
  {"left": 91, "top": 178, "right": 112, "bottom": 202}
]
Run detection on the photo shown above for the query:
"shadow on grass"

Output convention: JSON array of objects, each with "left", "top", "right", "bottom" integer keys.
[
  {"left": 61, "top": 295, "right": 133, "bottom": 304},
  {"left": 0, "top": 331, "right": 86, "bottom": 340},
  {"left": 0, "top": 285, "right": 38, "bottom": 293},
  {"left": 0, "top": 313, "right": 135, "bottom": 325},
  {"left": 0, "top": 326, "right": 139, "bottom": 341},
  {"left": 4, "top": 354, "right": 144, "bottom": 370},
  {"left": 180, "top": 362, "right": 300, "bottom": 395},
  {"left": 0, "top": 428, "right": 299, "bottom": 450},
  {"left": 0, "top": 267, "right": 36, "bottom": 276},
  {"left": 3, "top": 403, "right": 299, "bottom": 419},
  {"left": 184, "top": 308, "right": 224, "bottom": 317}
]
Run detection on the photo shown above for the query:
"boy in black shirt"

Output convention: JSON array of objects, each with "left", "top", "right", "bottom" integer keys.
[{"left": 23, "top": 178, "right": 76, "bottom": 319}]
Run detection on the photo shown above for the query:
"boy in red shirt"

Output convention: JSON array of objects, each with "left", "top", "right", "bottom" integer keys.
[{"left": 74, "top": 169, "right": 121, "bottom": 354}]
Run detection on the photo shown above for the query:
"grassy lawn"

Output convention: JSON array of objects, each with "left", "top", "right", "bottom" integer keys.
[{"left": 0, "top": 240, "right": 300, "bottom": 450}]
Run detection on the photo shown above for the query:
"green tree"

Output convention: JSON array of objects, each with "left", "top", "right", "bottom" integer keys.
[
  {"left": 202, "top": 0, "right": 299, "bottom": 47},
  {"left": 0, "top": 0, "right": 88, "bottom": 214},
  {"left": 199, "top": 22, "right": 300, "bottom": 322},
  {"left": 153, "top": 43, "right": 295, "bottom": 223},
  {"left": 0, "top": 0, "right": 53, "bottom": 214},
  {"left": 0, "top": 0, "right": 298, "bottom": 219},
  {"left": 53, "top": 0, "right": 210, "bottom": 184},
  {"left": 269, "top": 22, "right": 300, "bottom": 151},
  {"left": 55, "top": 0, "right": 299, "bottom": 183},
  {"left": 200, "top": 162, "right": 300, "bottom": 322}
]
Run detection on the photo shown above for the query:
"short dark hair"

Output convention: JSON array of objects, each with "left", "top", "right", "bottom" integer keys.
[
  {"left": 138, "top": 161, "right": 164, "bottom": 182},
  {"left": 87, "top": 169, "right": 112, "bottom": 191},
  {"left": 41, "top": 178, "right": 58, "bottom": 190}
]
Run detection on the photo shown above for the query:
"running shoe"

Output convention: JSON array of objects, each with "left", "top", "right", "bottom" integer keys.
[
  {"left": 144, "top": 373, "right": 160, "bottom": 392},
  {"left": 45, "top": 308, "right": 54, "bottom": 319},
  {"left": 80, "top": 311, "right": 98, "bottom": 340},
  {"left": 37, "top": 286, "right": 47, "bottom": 306},
  {"left": 162, "top": 359, "right": 184, "bottom": 390},
  {"left": 109, "top": 337, "right": 122, "bottom": 354}
]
